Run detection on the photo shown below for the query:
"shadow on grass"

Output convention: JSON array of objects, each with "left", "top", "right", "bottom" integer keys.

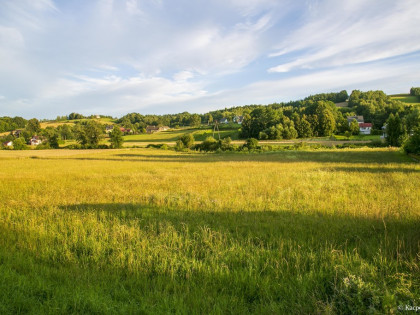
[
  {"left": 51, "top": 150, "right": 416, "bottom": 166},
  {"left": 59, "top": 203, "right": 420, "bottom": 257},
  {"left": 1, "top": 203, "right": 418, "bottom": 314}
]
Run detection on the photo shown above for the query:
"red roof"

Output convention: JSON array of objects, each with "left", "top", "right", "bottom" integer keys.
[{"left": 359, "top": 123, "right": 372, "bottom": 128}]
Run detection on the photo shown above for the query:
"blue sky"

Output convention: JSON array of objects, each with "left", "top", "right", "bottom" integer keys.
[{"left": 1, "top": 0, "right": 420, "bottom": 118}]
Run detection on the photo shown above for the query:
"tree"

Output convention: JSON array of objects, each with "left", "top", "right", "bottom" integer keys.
[
  {"left": 385, "top": 113, "right": 406, "bottom": 146},
  {"left": 245, "top": 138, "right": 259, "bottom": 150},
  {"left": 110, "top": 126, "right": 124, "bottom": 148},
  {"left": 12, "top": 137, "right": 28, "bottom": 150},
  {"left": 74, "top": 121, "right": 103, "bottom": 147},
  {"left": 349, "top": 119, "right": 360, "bottom": 135},
  {"left": 189, "top": 114, "right": 201, "bottom": 127},
  {"left": 179, "top": 133, "right": 194, "bottom": 148},
  {"left": 403, "top": 127, "right": 420, "bottom": 154},
  {"left": 26, "top": 118, "right": 41, "bottom": 135},
  {"left": 296, "top": 116, "right": 313, "bottom": 138}
]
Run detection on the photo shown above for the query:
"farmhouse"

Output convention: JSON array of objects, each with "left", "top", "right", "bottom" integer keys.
[
  {"left": 219, "top": 118, "right": 229, "bottom": 124},
  {"left": 359, "top": 123, "right": 372, "bottom": 135},
  {"left": 30, "top": 136, "right": 42, "bottom": 146},
  {"left": 105, "top": 125, "right": 114, "bottom": 133},
  {"left": 233, "top": 116, "right": 244, "bottom": 124},
  {"left": 2, "top": 141, "right": 12, "bottom": 147},
  {"left": 347, "top": 115, "right": 373, "bottom": 135},
  {"left": 120, "top": 127, "right": 133, "bottom": 134},
  {"left": 346, "top": 116, "right": 364, "bottom": 124},
  {"left": 12, "top": 130, "right": 23, "bottom": 137},
  {"left": 146, "top": 126, "right": 170, "bottom": 134}
]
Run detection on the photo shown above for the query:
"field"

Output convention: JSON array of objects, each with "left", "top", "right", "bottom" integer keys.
[
  {"left": 390, "top": 94, "right": 420, "bottom": 106},
  {"left": 0, "top": 148, "right": 419, "bottom": 313}
]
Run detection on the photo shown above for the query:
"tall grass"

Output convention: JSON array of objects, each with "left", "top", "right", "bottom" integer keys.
[{"left": 0, "top": 148, "right": 419, "bottom": 313}]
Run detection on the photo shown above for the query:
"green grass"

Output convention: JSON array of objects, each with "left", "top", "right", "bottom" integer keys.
[
  {"left": 123, "top": 127, "right": 240, "bottom": 143},
  {"left": 0, "top": 148, "right": 419, "bottom": 313},
  {"left": 390, "top": 94, "right": 420, "bottom": 106}
]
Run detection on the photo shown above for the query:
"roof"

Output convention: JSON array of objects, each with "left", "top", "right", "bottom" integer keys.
[
  {"left": 359, "top": 123, "right": 372, "bottom": 128},
  {"left": 347, "top": 116, "right": 364, "bottom": 123}
]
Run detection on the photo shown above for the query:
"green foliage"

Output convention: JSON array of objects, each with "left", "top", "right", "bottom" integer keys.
[
  {"left": 349, "top": 119, "right": 360, "bottom": 135},
  {"left": 385, "top": 113, "right": 406, "bottom": 146},
  {"left": 245, "top": 138, "right": 259, "bottom": 150},
  {"left": 109, "top": 126, "right": 124, "bottom": 149},
  {"left": 68, "top": 112, "right": 85, "bottom": 120},
  {"left": 0, "top": 116, "right": 27, "bottom": 133},
  {"left": 12, "top": 137, "right": 28, "bottom": 150},
  {"left": 73, "top": 121, "right": 104, "bottom": 148},
  {"left": 26, "top": 118, "right": 41, "bottom": 135},
  {"left": 409, "top": 87, "right": 420, "bottom": 96},
  {"left": 304, "top": 90, "right": 348, "bottom": 103},
  {"left": 403, "top": 127, "right": 420, "bottom": 154},
  {"left": 179, "top": 133, "right": 195, "bottom": 148}
]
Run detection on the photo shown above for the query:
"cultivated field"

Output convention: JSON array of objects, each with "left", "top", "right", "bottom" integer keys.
[
  {"left": 390, "top": 94, "right": 420, "bottom": 106},
  {"left": 0, "top": 148, "right": 419, "bottom": 313}
]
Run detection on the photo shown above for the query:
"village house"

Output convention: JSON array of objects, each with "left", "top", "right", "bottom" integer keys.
[
  {"left": 12, "top": 130, "right": 23, "bottom": 137},
  {"left": 347, "top": 115, "right": 372, "bottom": 135},
  {"left": 219, "top": 118, "right": 229, "bottom": 124},
  {"left": 233, "top": 116, "right": 244, "bottom": 124},
  {"left": 120, "top": 127, "right": 134, "bottom": 134},
  {"left": 2, "top": 141, "right": 13, "bottom": 147},
  {"left": 146, "top": 126, "right": 170, "bottom": 134},
  {"left": 105, "top": 125, "right": 114, "bottom": 133},
  {"left": 30, "top": 136, "right": 42, "bottom": 146},
  {"left": 358, "top": 123, "right": 372, "bottom": 135}
]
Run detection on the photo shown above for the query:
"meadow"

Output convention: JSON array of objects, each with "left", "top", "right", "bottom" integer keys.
[
  {"left": 390, "top": 94, "right": 420, "bottom": 106},
  {"left": 0, "top": 148, "right": 419, "bottom": 314}
]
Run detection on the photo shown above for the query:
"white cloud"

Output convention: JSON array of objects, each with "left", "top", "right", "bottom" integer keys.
[{"left": 269, "top": 0, "right": 420, "bottom": 72}]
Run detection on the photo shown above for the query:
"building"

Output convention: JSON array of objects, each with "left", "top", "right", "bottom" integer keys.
[
  {"left": 12, "top": 130, "right": 23, "bottom": 137},
  {"left": 346, "top": 116, "right": 364, "bottom": 124},
  {"left": 2, "top": 141, "right": 12, "bottom": 147},
  {"left": 219, "top": 118, "right": 229, "bottom": 124},
  {"left": 105, "top": 125, "right": 114, "bottom": 133},
  {"left": 347, "top": 116, "right": 373, "bottom": 135},
  {"left": 233, "top": 116, "right": 244, "bottom": 124},
  {"left": 30, "top": 136, "right": 42, "bottom": 146},
  {"left": 146, "top": 126, "right": 170, "bottom": 134},
  {"left": 120, "top": 127, "right": 133, "bottom": 134},
  {"left": 359, "top": 123, "right": 372, "bottom": 135}
]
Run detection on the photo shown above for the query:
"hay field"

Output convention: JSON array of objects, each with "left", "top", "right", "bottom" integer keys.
[{"left": 0, "top": 148, "right": 419, "bottom": 313}]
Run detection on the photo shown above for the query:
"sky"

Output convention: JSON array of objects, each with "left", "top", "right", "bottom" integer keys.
[{"left": 1, "top": 0, "right": 420, "bottom": 119}]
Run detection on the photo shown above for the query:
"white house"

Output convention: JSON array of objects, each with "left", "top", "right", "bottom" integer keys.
[
  {"left": 219, "top": 118, "right": 229, "bottom": 124},
  {"left": 358, "top": 123, "right": 372, "bottom": 135},
  {"left": 2, "top": 141, "right": 12, "bottom": 147},
  {"left": 30, "top": 136, "right": 42, "bottom": 146}
]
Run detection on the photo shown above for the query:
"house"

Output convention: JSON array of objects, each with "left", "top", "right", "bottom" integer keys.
[
  {"left": 146, "top": 126, "right": 170, "bottom": 134},
  {"left": 219, "top": 118, "right": 229, "bottom": 124},
  {"left": 13, "top": 130, "right": 23, "bottom": 137},
  {"left": 358, "top": 123, "right": 372, "bottom": 135},
  {"left": 381, "top": 124, "right": 387, "bottom": 139},
  {"left": 105, "top": 125, "right": 114, "bottom": 133},
  {"left": 95, "top": 115, "right": 100, "bottom": 119},
  {"left": 233, "top": 116, "right": 244, "bottom": 124},
  {"left": 30, "top": 136, "right": 42, "bottom": 146},
  {"left": 119, "top": 127, "right": 133, "bottom": 134},
  {"left": 347, "top": 116, "right": 364, "bottom": 124},
  {"left": 2, "top": 141, "right": 12, "bottom": 147}
]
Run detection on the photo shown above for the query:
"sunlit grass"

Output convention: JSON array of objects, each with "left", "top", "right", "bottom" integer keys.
[{"left": 0, "top": 148, "right": 419, "bottom": 313}]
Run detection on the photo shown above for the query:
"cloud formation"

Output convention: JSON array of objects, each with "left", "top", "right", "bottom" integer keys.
[{"left": 0, "top": 0, "right": 419, "bottom": 118}]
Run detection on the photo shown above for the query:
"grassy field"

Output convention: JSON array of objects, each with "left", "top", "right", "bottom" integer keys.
[
  {"left": 390, "top": 94, "right": 420, "bottom": 106},
  {"left": 0, "top": 148, "right": 419, "bottom": 313},
  {"left": 123, "top": 127, "right": 240, "bottom": 145}
]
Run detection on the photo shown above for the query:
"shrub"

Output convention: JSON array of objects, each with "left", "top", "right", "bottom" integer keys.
[
  {"left": 403, "top": 128, "right": 420, "bottom": 154},
  {"left": 245, "top": 138, "right": 259, "bottom": 150}
]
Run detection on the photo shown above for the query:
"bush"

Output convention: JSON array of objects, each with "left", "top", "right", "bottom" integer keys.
[
  {"left": 245, "top": 138, "right": 259, "bottom": 150},
  {"left": 403, "top": 128, "right": 420, "bottom": 154},
  {"left": 179, "top": 134, "right": 195, "bottom": 148},
  {"left": 12, "top": 138, "right": 28, "bottom": 150}
]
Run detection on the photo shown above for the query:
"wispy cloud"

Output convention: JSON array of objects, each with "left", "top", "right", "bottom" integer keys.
[{"left": 0, "top": 0, "right": 419, "bottom": 118}]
